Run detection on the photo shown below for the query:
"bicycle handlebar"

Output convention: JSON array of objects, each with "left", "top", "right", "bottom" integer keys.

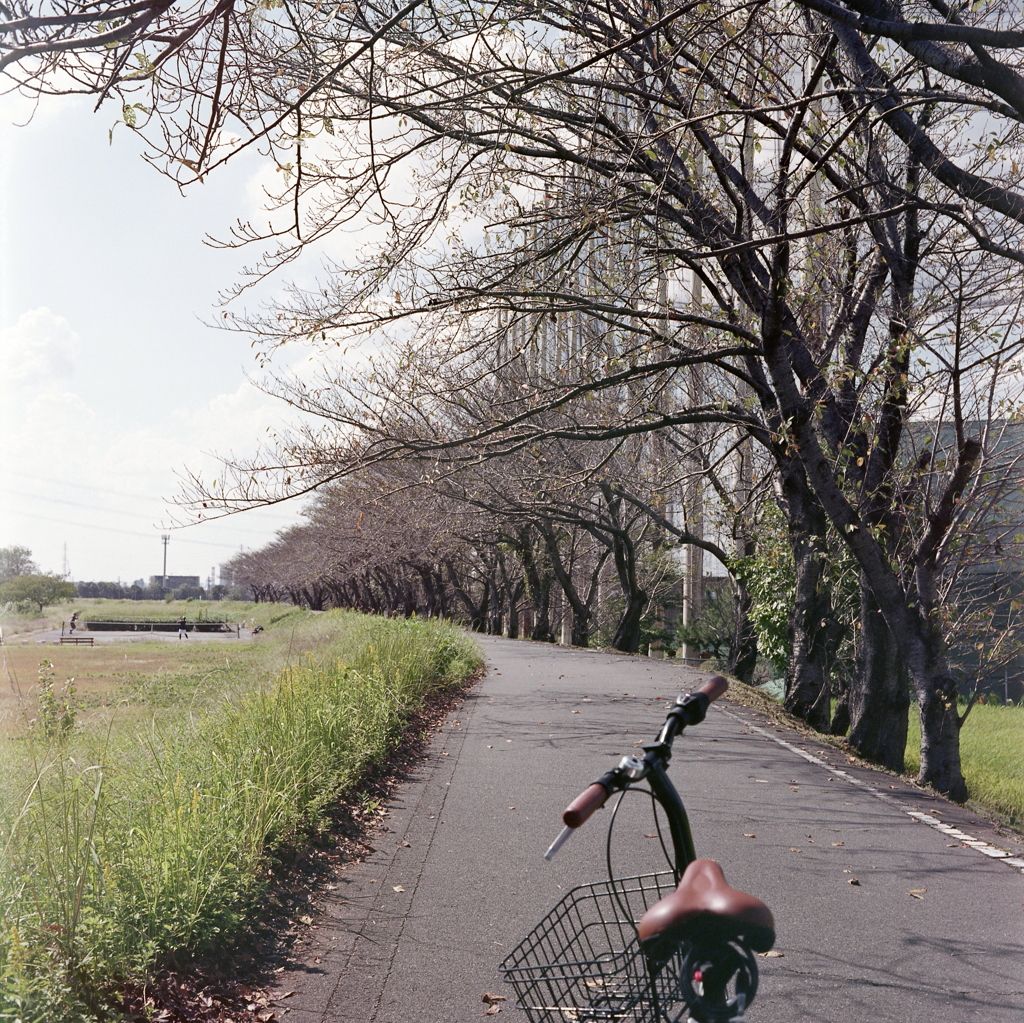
[
  {"left": 557, "top": 676, "right": 730, "bottom": 832},
  {"left": 563, "top": 782, "right": 610, "bottom": 828},
  {"left": 696, "top": 674, "right": 729, "bottom": 703}
]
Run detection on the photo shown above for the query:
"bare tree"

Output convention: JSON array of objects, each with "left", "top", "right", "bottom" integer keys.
[{"left": 15, "top": 1, "right": 1022, "bottom": 798}]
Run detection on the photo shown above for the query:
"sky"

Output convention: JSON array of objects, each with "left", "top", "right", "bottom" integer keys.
[{"left": 0, "top": 93, "right": 318, "bottom": 585}]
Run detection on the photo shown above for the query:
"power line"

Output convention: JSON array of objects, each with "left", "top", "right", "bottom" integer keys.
[
  {"left": 1, "top": 487, "right": 298, "bottom": 539},
  {"left": 2, "top": 468, "right": 303, "bottom": 525},
  {"left": 0, "top": 509, "right": 248, "bottom": 549}
]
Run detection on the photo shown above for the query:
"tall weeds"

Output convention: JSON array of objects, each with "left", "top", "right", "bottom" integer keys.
[{"left": 0, "top": 612, "right": 481, "bottom": 1022}]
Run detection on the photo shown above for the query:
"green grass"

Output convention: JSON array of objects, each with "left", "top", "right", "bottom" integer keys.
[
  {"left": 905, "top": 701, "right": 1024, "bottom": 826},
  {"left": 0, "top": 611, "right": 482, "bottom": 1022}
]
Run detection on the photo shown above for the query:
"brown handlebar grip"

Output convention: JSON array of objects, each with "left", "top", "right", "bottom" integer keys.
[
  {"left": 697, "top": 674, "right": 729, "bottom": 702},
  {"left": 563, "top": 783, "right": 610, "bottom": 828}
]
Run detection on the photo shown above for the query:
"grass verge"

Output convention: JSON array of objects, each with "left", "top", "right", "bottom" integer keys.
[
  {"left": 0, "top": 611, "right": 482, "bottom": 1022},
  {"left": 905, "top": 701, "right": 1024, "bottom": 828}
]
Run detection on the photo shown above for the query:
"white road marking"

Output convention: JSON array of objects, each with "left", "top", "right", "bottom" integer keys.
[{"left": 716, "top": 705, "right": 1024, "bottom": 874}]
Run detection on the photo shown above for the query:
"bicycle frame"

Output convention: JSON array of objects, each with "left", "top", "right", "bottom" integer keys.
[
  {"left": 637, "top": 756, "right": 696, "bottom": 882},
  {"left": 509, "top": 677, "right": 771, "bottom": 1023}
]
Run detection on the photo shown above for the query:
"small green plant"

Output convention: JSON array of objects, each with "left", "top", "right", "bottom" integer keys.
[{"left": 34, "top": 660, "right": 78, "bottom": 742}]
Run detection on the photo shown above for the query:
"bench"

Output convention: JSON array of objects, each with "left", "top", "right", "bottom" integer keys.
[{"left": 60, "top": 636, "right": 94, "bottom": 646}]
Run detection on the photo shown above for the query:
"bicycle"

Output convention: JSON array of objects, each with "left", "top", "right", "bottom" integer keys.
[{"left": 500, "top": 676, "right": 775, "bottom": 1023}]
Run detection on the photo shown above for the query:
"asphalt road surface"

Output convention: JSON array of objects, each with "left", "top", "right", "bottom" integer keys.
[{"left": 271, "top": 636, "right": 1024, "bottom": 1023}]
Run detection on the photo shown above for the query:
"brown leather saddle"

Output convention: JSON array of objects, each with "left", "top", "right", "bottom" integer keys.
[{"left": 638, "top": 859, "right": 775, "bottom": 963}]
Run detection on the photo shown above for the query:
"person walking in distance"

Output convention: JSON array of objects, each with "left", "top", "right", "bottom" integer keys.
[{"left": 178, "top": 615, "right": 188, "bottom": 640}]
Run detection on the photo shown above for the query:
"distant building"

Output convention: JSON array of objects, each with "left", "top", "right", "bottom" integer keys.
[{"left": 149, "top": 575, "right": 201, "bottom": 588}]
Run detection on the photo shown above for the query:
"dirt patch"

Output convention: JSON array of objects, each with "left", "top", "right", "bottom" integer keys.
[{"left": 0, "top": 642, "right": 259, "bottom": 739}]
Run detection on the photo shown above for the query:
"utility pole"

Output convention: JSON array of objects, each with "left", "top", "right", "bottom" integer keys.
[
  {"left": 680, "top": 234, "right": 705, "bottom": 662},
  {"left": 161, "top": 535, "right": 170, "bottom": 591}
]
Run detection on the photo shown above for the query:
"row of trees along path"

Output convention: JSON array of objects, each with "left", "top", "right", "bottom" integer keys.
[{"left": 11, "top": 1, "right": 1024, "bottom": 801}]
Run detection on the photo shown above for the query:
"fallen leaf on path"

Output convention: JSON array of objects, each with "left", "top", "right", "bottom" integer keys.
[
  {"left": 483, "top": 1004, "right": 502, "bottom": 1015},
  {"left": 790, "top": 786, "right": 799, "bottom": 792},
  {"left": 400, "top": 840, "right": 411, "bottom": 847},
  {"left": 831, "top": 842, "right": 844, "bottom": 847},
  {"left": 278, "top": 991, "right": 295, "bottom": 999},
  {"left": 909, "top": 892, "right": 924, "bottom": 899},
  {"left": 743, "top": 834, "right": 756, "bottom": 838},
  {"left": 482, "top": 993, "right": 506, "bottom": 1005},
  {"left": 393, "top": 886, "right": 406, "bottom": 892},
  {"left": 298, "top": 916, "right": 313, "bottom": 925},
  {"left": 572, "top": 710, "right": 581, "bottom": 714},
  {"left": 643, "top": 834, "right": 657, "bottom": 838},
  {"left": 788, "top": 848, "right": 802, "bottom": 853},
  {"left": 759, "top": 950, "right": 784, "bottom": 958},
  {"left": 847, "top": 878, "right": 861, "bottom": 886}
]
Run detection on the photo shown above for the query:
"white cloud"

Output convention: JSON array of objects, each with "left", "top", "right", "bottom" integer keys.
[
  {"left": 0, "top": 306, "right": 80, "bottom": 385},
  {"left": 0, "top": 307, "right": 303, "bottom": 581}
]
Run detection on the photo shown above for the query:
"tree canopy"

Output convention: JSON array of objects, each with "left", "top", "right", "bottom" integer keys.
[
  {"left": 0, "top": 545, "right": 38, "bottom": 580},
  {"left": 10, "top": 0, "right": 1024, "bottom": 801},
  {"left": 0, "top": 573, "right": 77, "bottom": 611}
]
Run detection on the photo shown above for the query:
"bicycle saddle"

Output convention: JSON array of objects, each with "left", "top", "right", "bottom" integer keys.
[{"left": 638, "top": 858, "right": 775, "bottom": 959}]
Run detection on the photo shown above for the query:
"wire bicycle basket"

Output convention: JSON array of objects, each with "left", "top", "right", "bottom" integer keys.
[{"left": 500, "top": 871, "right": 694, "bottom": 1023}]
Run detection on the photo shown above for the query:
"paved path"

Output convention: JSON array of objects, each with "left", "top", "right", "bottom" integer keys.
[{"left": 272, "top": 637, "right": 1024, "bottom": 1023}]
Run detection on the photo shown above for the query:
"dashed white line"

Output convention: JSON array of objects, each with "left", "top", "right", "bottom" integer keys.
[{"left": 717, "top": 705, "right": 1024, "bottom": 874}]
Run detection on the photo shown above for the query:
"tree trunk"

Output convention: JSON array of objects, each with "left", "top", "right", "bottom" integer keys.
[
  {"left": 539, "top": 523, "right": 609, "bottom": 649},
  {"left": 612, "top": 593, "right": 646, "bottom": 653},
  {"left": 846, "top": 579, "right": 909, "bottom": 771},
  {"left": 829, "top": 671, "right": 851, "bottom": 736},
  {"left": 780, "top": 481, "right": 835, "bottom": 732},
  {"left": 917, "top": 672, "right": 966, "bottom": 801},
  {"left": 609, "top": 531, "right": 647, "bottom": 654},
  {"left": 522, "top": 552, "right": 554, "bottom": 642},
  {"left": 728, "top": 575, "right": 758, "bottom": 685}
]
